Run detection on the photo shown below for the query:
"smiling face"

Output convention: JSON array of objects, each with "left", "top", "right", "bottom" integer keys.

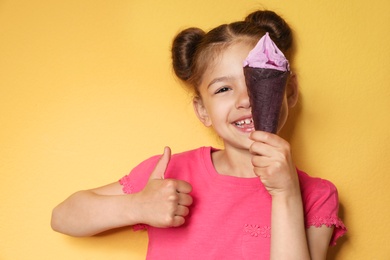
[
  {"left": 193, "top": 40, "right": 256, "bottom": 150},
  {"left": 193, "top": 40, "right": 295, "bottom": 150}
]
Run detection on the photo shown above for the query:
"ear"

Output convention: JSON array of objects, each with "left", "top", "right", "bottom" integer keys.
[
  {"left": 193, "top": 97, "right": 212, "bottom": 127},
  {"left": 286, "top": 73, "right": 299, "bottom": 108}
]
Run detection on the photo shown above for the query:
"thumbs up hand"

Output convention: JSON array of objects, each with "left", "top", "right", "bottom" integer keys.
[
  {"left": 149, "top": 146, "right": 171, "bottom": 180},
  {"left": 134, "top": 147, "right": 193, "bottom": 228}
]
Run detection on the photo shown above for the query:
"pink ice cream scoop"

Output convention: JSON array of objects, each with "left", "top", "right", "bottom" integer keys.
[{"left": 243, "top": 32, "right": 290, "bottom": 133}]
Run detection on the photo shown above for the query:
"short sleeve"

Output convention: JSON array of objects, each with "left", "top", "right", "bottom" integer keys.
[
  {"left": 300, "top": 173, "right": 347, "bottom": 246},
  {"left": 118, "top": 155, "right": 161, "bottom": 231},
  {"left": 119, "top": 155, "right": 160, "bottom": 194}
]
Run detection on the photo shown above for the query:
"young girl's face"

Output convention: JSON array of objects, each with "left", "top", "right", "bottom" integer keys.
[{"left": 193, "top": 40, "right": 291, "bottom": 150}]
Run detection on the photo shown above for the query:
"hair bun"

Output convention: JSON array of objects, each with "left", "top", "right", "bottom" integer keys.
[
  {"left": 172, "top": 27, "right": 205, "bottom": 81},
  {"left": 245, "top": 10, "right": 292, "bottom": 52}
]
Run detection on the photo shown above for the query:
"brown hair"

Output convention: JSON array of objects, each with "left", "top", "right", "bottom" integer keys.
[{"left": 171, "top": 10, "right": 293, "bottom": 95}]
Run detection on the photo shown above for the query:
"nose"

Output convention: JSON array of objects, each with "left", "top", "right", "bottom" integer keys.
[{"left": 235, "top": 87, "right": 251, "bottom": 109}]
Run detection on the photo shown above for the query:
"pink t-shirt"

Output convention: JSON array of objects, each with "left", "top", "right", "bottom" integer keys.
[{"left": 119, "top": 147, "right": 346, "bottom": 259}]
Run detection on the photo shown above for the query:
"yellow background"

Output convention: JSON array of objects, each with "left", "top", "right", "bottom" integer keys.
[{"left": 1, "top": 0, "right": 389, "bottom": 259}]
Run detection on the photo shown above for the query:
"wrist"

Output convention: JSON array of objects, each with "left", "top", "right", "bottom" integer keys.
[
  {"left": 271, "top": 188, "right": 302, "bottom": 205},
  {"left": 270, "top": 182, "right": 301, "bottom": 199},
  {"left": 122, "top": 193, "right": 143, "bottom": 226}
]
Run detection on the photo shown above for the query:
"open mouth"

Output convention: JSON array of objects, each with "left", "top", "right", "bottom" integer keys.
[{"left": 234, "top": 118, "right": 254, "bottom": 128}]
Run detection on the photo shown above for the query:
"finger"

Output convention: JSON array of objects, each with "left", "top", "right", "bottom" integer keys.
[
  {"left": 251, "top": 155, "right": 272, "bottom": 178},
  {"left": 175, "top": 205, "right": 190, "bottom": 217},
  {"left": 171, "top": 216, "right": 186, "bottom": 227},
  {"left": 253, "top": 166, "right": 269, "bottom": 178},
  {"left": 175, "top": 180, "right": 192, "bottom": 194},
  {"left": 250, "top": 131, "right": 281, "bottom": 147},
  {"left": 250, "top": 141, "right": 275, "bottom": 158},
  {"left": 177, "top": 193, "right": 193, "bottom": 206},
  {"left": 251, "top": 155, "right": 271, "bottom": 168},
  {"left": 149, "top": 146, "right": 171, "bottom": 180}
]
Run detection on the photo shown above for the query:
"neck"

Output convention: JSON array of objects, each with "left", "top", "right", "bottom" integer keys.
[{"left": 212, "top": 145, "right": 256, "bottom": 178}]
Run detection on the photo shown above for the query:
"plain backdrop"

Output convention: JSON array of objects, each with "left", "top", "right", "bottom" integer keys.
[{"left": 1, "top": 0, "right": 389, "bottom": 259}]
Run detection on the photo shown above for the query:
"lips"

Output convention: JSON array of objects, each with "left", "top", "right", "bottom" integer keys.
[{"left": 233, "top": 117, "right": 254, "bottom": 132}]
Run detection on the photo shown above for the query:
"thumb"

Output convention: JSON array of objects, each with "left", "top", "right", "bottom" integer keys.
[{"left": 149, "top": 146, "right": 171, "bottom": 180}]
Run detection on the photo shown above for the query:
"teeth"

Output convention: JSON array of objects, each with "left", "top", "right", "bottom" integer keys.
[{"left": 235, "top": 119, "right": 253, "bottom": 126}]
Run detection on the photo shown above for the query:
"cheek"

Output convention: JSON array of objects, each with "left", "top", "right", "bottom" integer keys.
[
  {"left": 206, "top": 101, "right": 232, "bottom": 125},
  {"left": 207, "top": 104, "right": 224, "bottom": 121}
]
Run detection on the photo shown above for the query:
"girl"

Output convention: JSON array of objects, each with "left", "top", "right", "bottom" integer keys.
[{"left": 51, "top": 10, "right": 346, "bottom": 259}]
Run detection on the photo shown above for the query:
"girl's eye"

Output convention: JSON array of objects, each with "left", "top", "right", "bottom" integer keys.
[{"left": 215, "top": 87, "right": 230, "bottom": 94}]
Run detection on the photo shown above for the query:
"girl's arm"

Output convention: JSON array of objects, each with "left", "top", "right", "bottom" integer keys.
[
  {"left": 270, "top": 190, "right": 310, "bottom": 259},
  {"left": 51, "top": 147, "right": 193, "bottom": 237},
  {"left": 250, "top": 131, "right": 332, "bottom": 260},
  {"left": 271, "top": 195, "right": 334, "bottom": 260},
  {"left": 307, "top": 226, "right": 334, "bottom": 260},
  {"left": 51, "top": 182, "right": 140, "bottom": 237}
]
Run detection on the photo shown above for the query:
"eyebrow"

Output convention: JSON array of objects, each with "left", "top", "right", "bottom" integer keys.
[{"left": 207, "top": 76, "right": 232, "bottom": 88}]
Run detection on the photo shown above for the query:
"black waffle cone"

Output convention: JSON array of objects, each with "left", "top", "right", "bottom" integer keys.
[{"left": 244, "top": 67, "right": 289, "bottom": 133}]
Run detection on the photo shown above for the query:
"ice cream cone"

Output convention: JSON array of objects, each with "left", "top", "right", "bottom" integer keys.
[
  {"left": 242, "top": 32, "right": 290, "bottom": 133},
  {"left": 244, "top": 67, "right": 289, "bottom": 133}
]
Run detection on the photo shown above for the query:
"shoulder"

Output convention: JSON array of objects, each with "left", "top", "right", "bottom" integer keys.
[
  {"left": 131, "top": 146, "right": 210, "bottom": 175},
  {"left": 297, "top": 169, "right": 338, "bottom": 202},
  {"left": 164, "top": 146, "right": 213, "bottom": 179},
  {"left": 169, "top": 146, "right": 212, "bottom": 164},
  {"left": 297, "top": 169, "right": 340, "bottom": 214},
  {"left": 171, "top": 146, "right": 208, "bottom": 158},
  {"left": 119, "top": 146, "right": 211, "bottom": 193},
  {"left": 297, "top": 169, "right": 347, "bottom": 246}
]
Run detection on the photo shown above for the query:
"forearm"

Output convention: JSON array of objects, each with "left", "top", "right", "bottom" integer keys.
[
  {"left": 51, "top": 190, "right": 140, "bottom": 237},
  {"left": 270, "top": 193, "right": 310, "bottom": 260}
]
